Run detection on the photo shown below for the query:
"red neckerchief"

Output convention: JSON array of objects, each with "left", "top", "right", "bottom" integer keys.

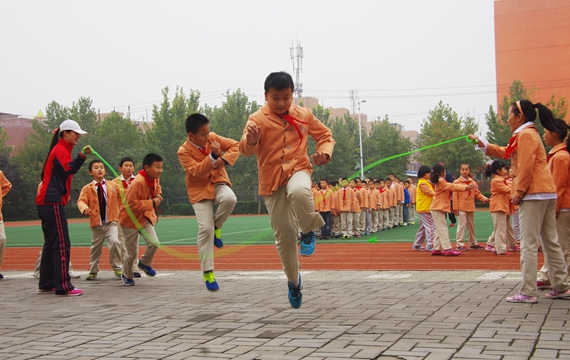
[
  {"left": 280, "top": 112, "right": 308, "bottom": 151},
  {"left": 504, "top": 135, "right": 517, "bottom": 160},
  {"left": 138, "top": 170, "right": 156, "bottom": 199},
  {"left": 343, "top": 188, "right": 346, "bottom": 201},
  {"left": 320, "top": 189, "right": 327, "bottom": 205},
  {"left": 198, "top": 146, "right": 209, "bottom": 156},
  {"left": 461, "top": 177, "right": 472, "bottom": 195},
  {"left": 121, "top": 175, "right": 135, "bottom": 190},
  {"left": 503, "top": 179, "right": 509, "bottom": 186}
]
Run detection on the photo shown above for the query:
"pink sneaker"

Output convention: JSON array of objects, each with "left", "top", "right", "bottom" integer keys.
[
  {"left": 485, "top": 245, "right": 495, "bottom": 252},
  {"left": 544, "top": 288, "right": 570, "bottom": 299},
  {"left": 431, "top": 250, "right": 444, "bottom": 256},
  {"left": 537, "top": 281, "right": 551, "bottom": 290},
  {"left": 443, "top": 249, "right": 461, "bottom": 256},
  {"left": 56, "top": 288, "right": 83, "bottom": 296},
  {"left": 508, "top": 245, "right": 521, "bottom": 252},
  {"left": 506, "top": 293, "right": 538, "bottom": 303}
]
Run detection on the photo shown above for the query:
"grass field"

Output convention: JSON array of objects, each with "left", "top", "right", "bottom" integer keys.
[{"left": 5, "top": 211, "right": 497, "bottom": 248}]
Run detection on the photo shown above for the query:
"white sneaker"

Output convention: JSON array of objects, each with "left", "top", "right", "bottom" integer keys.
[
  {"left": 32, "top": 272, "right": 39, "bottom": 279},
  {"left": 68, "top": 271, "right": 80, "bottom": 279}
]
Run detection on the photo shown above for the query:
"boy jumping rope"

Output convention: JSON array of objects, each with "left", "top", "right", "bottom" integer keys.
[
  {"left": 239, "top": 71, "right": 335, "bottom": 309},
  {"left": 177, "top": 113, "right": 239, "bottom": 291}
]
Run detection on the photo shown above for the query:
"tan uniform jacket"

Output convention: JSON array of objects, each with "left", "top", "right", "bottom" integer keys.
[
  {"left": 547, "top": 143, "right": 570, "bottom": 212},
  {"left": 77, "top": 180, "right": 120, "bottom": 227},
  {"left": 0, "top": 171, "right": 11, "bottom": 221},
  {"left": 452, "top": 178, "right": 487, "bottom": 212},
  {"left": 239, "top": 104, "right": 335, "bottom": 196},
  {"left": 430, "top": 178, "right": 468, "bottom": 213},
  {"left": 177, "top": 133, "right": 239, "bottom": 204},
  {"left": 486, "top": 125, "right": 555, "bottom": 196},
  {"left": 488, "top": 175, "right": 511, "bottom": 214},
  {"left": 118, "top": 174, "right": 162, "bottom": 229}
]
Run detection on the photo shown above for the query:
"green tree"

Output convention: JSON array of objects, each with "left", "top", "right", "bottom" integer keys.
[
  {"left": 145, "top": 87, "right": 201, "bottom": 187},
  {"left": 364, "top": 117, "right": 412, "bottom": 180},
  {"left": 487, "top": 80, "right": 568, "bottom": 148},
  {"left": 417, "top": 101, "right": 484, "bottom": 176}
]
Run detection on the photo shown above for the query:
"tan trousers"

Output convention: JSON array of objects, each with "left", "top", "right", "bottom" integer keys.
[
  {"left": 122, "top": 221, "right": 159, "bottom": 279},
  {"left": 332, "top": 214, "right": 340, "bottom": 235},
  {"left": 381, "top": 209, "right": 389, "bottom": 229},
  {"left": 352, "top": 212, "right": 359, "bottom": 234},
  {"left": 409, "top": 204, "right": 415, "bottom": 223},
  {"left": 491, "top": 212, "right": 511, "bottom": 255},
  {"left": 118, "top": 224, "right": 139, "bottom": 274},
  {"left": 538, "top": 211, "right": 570, "bottom": 284},
  {"left": 89, "top": 222, "right": 122, "bottom": 273},
  {"left": 455, "top": 211, "right": 477, "bottom": 247},
  {"left": 0, "top": 221, "right": 5, "bottom": 269},
  {"left": 263, "top": 171, "right": 324, "bottom": 283},
  {"left": 371, "top": 209, "right": 379, "bottom": 232},
  {"left": 191, "top": 184, "right": 236, "bottom": 272},
  {"left": 340, "top": 212, "right": 352, "bottom": 236},
  {"left": 431, "top": 210, "right": 452, "bottom": 251},
  {"left": 389, "top": 207, "right": 396, "bottom": 227},
  {"left": 519, "top": 199, "right": 569, "bottom": 296}
]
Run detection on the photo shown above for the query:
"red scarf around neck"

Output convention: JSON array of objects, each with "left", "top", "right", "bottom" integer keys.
[
  {"left": 138, "top": 169, "right": 156, "bottom": 199},
  {"left": 280, "top": 113, "right": 308, "bottom": 151}
]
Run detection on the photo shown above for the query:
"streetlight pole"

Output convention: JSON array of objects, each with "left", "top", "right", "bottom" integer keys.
[{"left": 357, "top": 99, "right": 366, "bottom": 179}]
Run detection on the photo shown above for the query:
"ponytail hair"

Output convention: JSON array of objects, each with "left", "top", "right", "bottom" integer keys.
[
  {"left": 552, "top": 117, "right": 570, "bottom": 153},
  {"left": 485, "top": 160, "right": 506, "bottom": 178},
  {"left": 40, "top": 127, "right": 63, "bottom": 180},
  {"left": 430, "top": 163, "right": 445, "bottom": 185},
  {"left": 512, "top": 100, "right": 559, "bottom": 134}
]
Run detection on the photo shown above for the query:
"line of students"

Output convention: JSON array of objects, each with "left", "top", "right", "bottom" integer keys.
[{"left": 313, "top": 175, "right": 416, "bottom": 240}]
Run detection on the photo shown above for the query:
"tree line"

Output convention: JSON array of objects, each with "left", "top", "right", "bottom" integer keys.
[{"left": 0, "top": 81, "right": 565, "bottom": 221}]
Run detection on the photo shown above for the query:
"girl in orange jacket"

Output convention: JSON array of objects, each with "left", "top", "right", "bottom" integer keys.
[
  {"left": 485, "top": 161, "right": 515, "bottom": 255},
  {"left": 429, "top": 163, "right": 475, "bottom": 256}
]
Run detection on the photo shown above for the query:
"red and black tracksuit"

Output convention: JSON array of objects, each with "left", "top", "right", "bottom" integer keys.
[{"left": 36, "top": 139, "right": 86, "bottom": 294}]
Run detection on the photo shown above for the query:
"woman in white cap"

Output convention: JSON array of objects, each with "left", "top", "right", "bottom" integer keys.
[{"left": 36, "top": 119, "right": 92, "bottom": 296}]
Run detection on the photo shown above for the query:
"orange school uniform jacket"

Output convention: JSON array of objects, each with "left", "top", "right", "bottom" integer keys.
[
  {"left": 0, "top": 171, "right": 11, "bottom": 221},
  {"left": 337, "top": 187, "right": 354, "bottom": 212},
  {"left": 177, "top": 133, "right": 239, "bottom": 204},
  {"left": 118, "top": 173, "right": 162, "bottom": 229},
  {"left": 547, "top": 143, "right": 570, "bottom": 212},
  {"left": 452, "top": 177, "right": 487, "bottom": 212},
  {"left": 488, "top": 175, "right": 511, "bottom": 214},
  {"left": 430, "top": 178, "right": 468, "bottom": 213},
  {"left": 370, "top": 189, "right": 380, "bottom": 210},
  {"left": 77, "top": 180, "right": 120, "bottom": 227},
  {"left": 316, "top": 189, "right": 333, "bottom": 212},
  {"left": 485, "top": 124, "right": 555, "bottom": 197},
  {"left": 239, "top": 104, "right": 335, "bottom": 196}
]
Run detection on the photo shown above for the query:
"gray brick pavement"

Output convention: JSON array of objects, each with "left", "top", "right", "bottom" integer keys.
[{"left": 0, "top": 270, "right": 568, "bottom": 359}]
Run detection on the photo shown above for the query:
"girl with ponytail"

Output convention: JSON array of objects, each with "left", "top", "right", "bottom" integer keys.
[
  {"left": 537, "top": 118, "right": 570, "bottom": 289},
  {"left": 468, "top": 100, "right": 570, "bottom": 303}
]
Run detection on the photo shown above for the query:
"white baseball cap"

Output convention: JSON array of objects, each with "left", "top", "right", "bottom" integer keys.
[{"left": 59, "top": 119, "right": 87, "bottom": 135}]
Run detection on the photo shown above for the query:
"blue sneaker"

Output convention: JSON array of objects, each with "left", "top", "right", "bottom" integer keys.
[
  {"left": 214, "top": 228, "right": 224, "bottom": 249},
  {"left": 137, "top": 260, "right": 156, "bottom": 277},
  {"left": 299, "top": 230, "right": 316, "bottom": 256},
  {"left": 203, "top": 272, "right": 219, "bottom": 291},
  {"left": 121, "top": 274, "right": 135, "bottom": 286},
  {"left": 287, "top": 274, "right": 303, "bottom": 309},
  {"left": 133, "top": 271, "right": 141, "bottom": 278}
]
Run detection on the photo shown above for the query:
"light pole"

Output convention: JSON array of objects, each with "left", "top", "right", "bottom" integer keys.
[{"left": 357, "top": 99, "right": 366, "bottom": 179}]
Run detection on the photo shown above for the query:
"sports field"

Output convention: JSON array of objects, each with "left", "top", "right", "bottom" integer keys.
[
  {"left": 4, "top": 211, "right": 529, "bottom": 272},
  {"left": 4, "top": 212, "right": 496, "bottom": 248}
]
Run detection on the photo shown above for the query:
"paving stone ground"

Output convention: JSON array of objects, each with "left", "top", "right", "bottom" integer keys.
[{"left": 0, "top": 270, "right": 569, "bottom": 360}]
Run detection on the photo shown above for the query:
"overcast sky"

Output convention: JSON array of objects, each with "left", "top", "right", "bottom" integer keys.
[{"left": 0, "top": 0, "right": 497, "bottom": 134}]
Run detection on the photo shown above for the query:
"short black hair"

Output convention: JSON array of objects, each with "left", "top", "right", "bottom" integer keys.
[
  {"left": 185, "top": 113, "right": 210, "bottom": 134},
  {"left": 143, "top": 153, "right": 163, "bottom": 168},
  {"left": 88, "top": 159, "right": 104, "bottom": 171},
  {"left": 417, "top": 165, "right": 431, "bottom": 179},
  {"left": 264, "top": 71, "right": 295, "bottom": 93},
  {"left": 119, "top": 157, "right": 134, "bottom": 167}
]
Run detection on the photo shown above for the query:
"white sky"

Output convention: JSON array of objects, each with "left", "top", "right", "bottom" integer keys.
[{"left": 0, "top": 0, "right": 497, "bottom": 134}]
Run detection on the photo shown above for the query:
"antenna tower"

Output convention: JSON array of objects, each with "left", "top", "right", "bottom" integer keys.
[{"left": 290, "top": 40, "right": 303, "bottom": 98}]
